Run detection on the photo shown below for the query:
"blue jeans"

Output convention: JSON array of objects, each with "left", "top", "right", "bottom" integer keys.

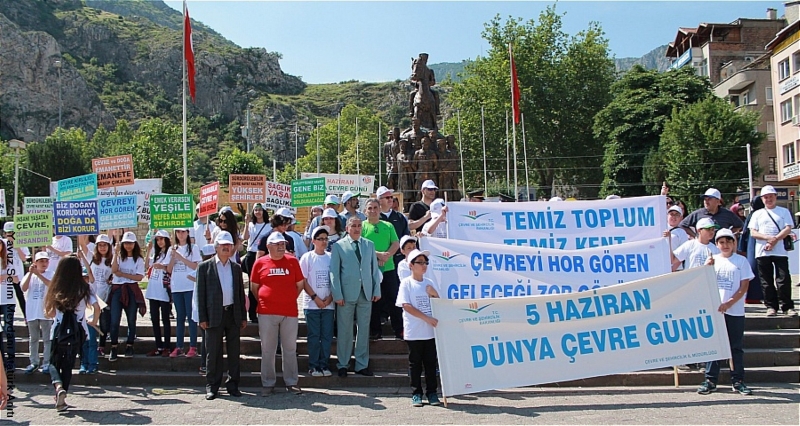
[
  {"left": 705, "top": 314, "right": 745, "bottom": 384},
  {"left": 305, "top": 309, "right": 334, "bottom": 371},
  {"left": 81, "top": 326, "right": 99, "bottom": 371},
  {"left": 109, "top": 284, "right": 138, "bottom": 345},
  {"left": 174, "top": 291, "right": 197, "bottom": 349}
]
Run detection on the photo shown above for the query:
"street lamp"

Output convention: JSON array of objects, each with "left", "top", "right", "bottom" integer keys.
[
  {"left": 8, "top": 139, "right": 26, "bottom": 217},
  {"left": 55, "top": 60, "right": 62, "bottom": 128}
]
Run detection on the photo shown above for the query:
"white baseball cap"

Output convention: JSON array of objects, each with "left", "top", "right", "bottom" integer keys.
[
  {"left": 703, "top": 188, "right": 721, "bottom": 200},
  {"left": 760, "top": 185, "right": 777, "bottom": 196},
  {"left": 219, "top": 206, "right": 233, "bottom": 215},
  {"left": 275, "top": 207, "right": 294, "bottom": 219},
  {"left": 430, "top": 198, "right": 445, "bottom": 215},
  {"left": 696, "top": 217, "right": 717, "bottom": 230},
  {"left": 322, "top": 208, "right": 339, "bottom": 219},
  {"left": 201, "top": 244, "right": 216, "bottom": 256},
  {"left": 341, "top": 191, "right": 360, "bottom": 204},
  {"left": 549, "top": 196, "right": 564, "bottom": 202},
  {"left": 715, "top": 228, "right": 736, "bottom": 242},
  {"left": 668, "top": 205, "right": 684, "bottom": 216},
  {"left": 214, "top": 231, "right": 234, "bottom": 245},
  {"left": 324, "top": 195, "right": 340, "bottom": 205},
  {"left": 154, "top": 229, "right": 170, "bottom": 239},
  {"left": 376, "top": 186, "right": 393, "bottom": 198},
  {"left": 407, "top": 249, "right": 431, "bottom": 264},
  {"left": 311, "top": 226, "right": 330, "bottom": 240},
  {"left": 34, "top": 252, "right": 49, "bottom": 261},
  {"left": 399, "top": 235, "right": 417, "bottom": 249},
  {"left": 96, "top": 234, "right": 112, "bottom": 245},
  {"left": 605, "top": 194, "right": 621, "bottom": 200},
  {"left": 121, "top": 231, "right": 138, "bottom": 243},
  {"left": 3, "top": 222, "right": 13, "bottom": 233},
  {"left": 267, "top": 232, "right": 286, "bottom": 244},
  {"left": 421, "top": 180, "right": 438, "bottom": 191}
]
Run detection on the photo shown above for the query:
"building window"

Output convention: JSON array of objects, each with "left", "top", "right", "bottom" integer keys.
[
  {"left": 730, "top": 95, "right": 740, "bottom": 107},
  {"left": 766, "top": 86, "right": 773, "bottom": 105},
  {"left": 779, "top": 59, "right": 791, "bottom": 81},
  {"left": 742, "top": 90, "right": 750, "bottom": 105},
  {"left": 697, "top": 59, "right": 709, "bottom": 77},
  {"left": 768, "top": 121, "right": 776, "bottom": 139},
  {"left": 769, "top": 157, "right": 777, "bottom": 174},
  {"left": 781, "top": 99, "right": 793, "bottom": 123},
  {"left": 784, "top": 143, "right": 795, "bottom": 165},
  {"left": 794, "top": 52, "right": 800, "bottom": 74}
]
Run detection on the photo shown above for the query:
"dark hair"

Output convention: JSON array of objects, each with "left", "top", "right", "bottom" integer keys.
[
  {"left": 0, "top": 240, "right": 7, "bottom": 269},
  {"left": 120, "top": 241, "right": 143, "bottom": 262},
  {"left": 321, "top": 215, "right": 344, "bottom": 235},
  {"left": 251, "top": 204, "right": 269, "bottom": 224},
  {"left": 44, "top": 256, "right": 91, "bottom": 314},
  {"left": 217, "top": 210, "right": 240, "bottom": 245},
  {"left": 92, "top": 241, "right": 113, "bottom": 267},
  {"left": 401, "top": 239, "right": 417, "bottom": 250},
  {"left": 270, "top": 214, "right": 289, "bottom": 228},
  {"left": 153, "top": 235, "right": 171, "bottom": 262}
]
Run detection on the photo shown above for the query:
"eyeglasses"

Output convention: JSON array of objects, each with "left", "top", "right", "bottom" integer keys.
[
  {"left": 315, "top": 237, "right": 329, "bottom": 242},
  {"left": 412, "top": 261, "right": 429, "bottom": 265}
]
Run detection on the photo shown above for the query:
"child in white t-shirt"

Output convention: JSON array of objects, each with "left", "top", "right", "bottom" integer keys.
[
  {"left": 396, "top": 235, "right": 419, "bottom": 282},
  {"left": 300, "top": 226, "right": 334, "bottom": 377},
  {"left": 396, "top": 249, "right": 441, "bottom": 407},
  {"left": 672, "top": 217, "right": 720, "bottom": 271},
  {"left": 698, "top": 228, "right": 755, "bottom": 396},
  {"left": 21, "top": 252, "right": 54, "bottom": 374}
]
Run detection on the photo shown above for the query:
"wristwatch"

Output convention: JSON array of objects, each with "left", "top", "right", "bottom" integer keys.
[{"left": 310, "top": 294, "right": 318, "bottom": 300}]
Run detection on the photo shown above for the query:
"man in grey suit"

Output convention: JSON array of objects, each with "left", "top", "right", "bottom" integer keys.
[
  {"left": 196, "top": 231, "right": 247, "bottom": 400},
  {"left": 330, "top": 217, "right": 382, "bottom": 377}
]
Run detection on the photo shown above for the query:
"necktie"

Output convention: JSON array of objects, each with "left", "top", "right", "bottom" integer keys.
[{"left": 353, "top": 240, "right": 362, "bottom": 263}]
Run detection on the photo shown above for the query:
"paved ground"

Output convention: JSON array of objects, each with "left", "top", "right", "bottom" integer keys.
[{"left": 3, "top": 383, "right": 799, "bottom": 424}]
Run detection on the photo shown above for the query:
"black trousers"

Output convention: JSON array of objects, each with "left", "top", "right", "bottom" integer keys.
[
  {"left": 13, "top": 283, "right": 26, "bottom": 321},
  {"left": 407, "top": 338, "right": 438, "bottom": 396},
  {"left": 149, "top": 299, "right": 172, "bottom": 349},
  {"left": 50, "top": 345, "right": 79, "bottom": 392},
  {"left": 243, "top": 251, "right": 259, "bottom": 322},
  {"left": 757, "top": 256, "right": 794, "bottom": 311},
  {"left": 205, "top": 308, "right": 241, "bottom": 393},
  {"left": 370, "top": 269, "right": 402, "bottom": 337}
]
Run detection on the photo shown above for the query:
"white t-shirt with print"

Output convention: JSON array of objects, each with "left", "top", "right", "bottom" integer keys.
[
  {"left": 87, "top": 256, "right": 113, "bottom": 302},
  {"left": 170, "top": 245, "right": 202, "bottom": 293},
  {"left": 673, "top": 240, "right": 720, "bottom": 270},
  {"left": 396, "top": 276, "right": 440, "bottom": 341},
  {"left": 145, "top": 249, "right": 172, "bottom": 302},
  {"left": 299, "top": 251, "right": 333, "bottom": 310},
  {"left": 50, "top": 290, "right": 98, "bottom": 341},
  {"left": 25, "top": 270, "right": 54, "bottom": 321},
  {"left": 712, "top": 253, "right": 754, "bottom": 316},
  {"left": 668, "top": 226, "right": 691, "bottom": 271},
  {"left": 247, "top": 222, "right": 272, "bottom": 253},
  {"left": 748, "top": 206, "right": 795, "bottom": 258},
  {"left": 111, "top": 256, "right": 145, "bottom": 285},
  {"left": 47, "top": 236, "right": 74, "bottom": 274}
]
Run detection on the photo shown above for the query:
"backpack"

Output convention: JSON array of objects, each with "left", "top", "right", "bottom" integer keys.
[{"left": 50, "top": 309, "right": 87, "bottom": 359}]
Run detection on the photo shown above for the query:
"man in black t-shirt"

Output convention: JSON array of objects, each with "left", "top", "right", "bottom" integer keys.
[{"left": 408, "top": 179, "right": 438, "bottom": 233}]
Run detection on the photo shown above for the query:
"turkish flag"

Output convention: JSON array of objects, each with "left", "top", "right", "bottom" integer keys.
[
  {"left": 510, "top": 43, "right": 521, "bottom": 125},
  {"left": 184, "top": 1, "right": 196, "bottom": 102}
]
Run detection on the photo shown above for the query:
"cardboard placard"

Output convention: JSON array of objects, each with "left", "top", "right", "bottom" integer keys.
[{"left": 92, "top": 154, "right": 135, "bottom": 189}]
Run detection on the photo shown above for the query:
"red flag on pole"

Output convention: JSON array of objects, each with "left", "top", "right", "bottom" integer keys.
[
  {"left": 509, "top": 43, "right": 521, "bottom": 125},
  {"left": 184, "top": 1, "right": 196, "bottom": 102}
]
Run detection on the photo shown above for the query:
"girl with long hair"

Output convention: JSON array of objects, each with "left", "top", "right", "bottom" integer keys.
[
  {"left": 108, "top": 232, "right": 145, "bottom": 362},
  {"left": 144, "top": 230, "right": 173, "bottom": 357},
  {"left": 168, "top": 228, "right": 201, "bottom": 357},
  {"left": 44, "top": 256, "right": 100, "bottom": 411},
  {"left": 242, "top": 203, "right": 271, "bottom": 322},
  {"left": 213, "top": 208, "right": 242, "bottom": 252},
  {"left": 321, "top": 208, "right": 345, "bottom": 252},
  {"left": 78, "top": 234, "right": 114, "bottom": 373}
]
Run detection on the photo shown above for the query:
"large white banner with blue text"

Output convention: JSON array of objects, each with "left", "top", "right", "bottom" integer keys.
[
  {"left": 419, "top": 237, "right": 672, "bottom": 298},
  {"left": 445, "top": 195, "right": 667, "bottom": 249},
  {"left": 431, "top": 266, "right": 731, "bottom": 397}
]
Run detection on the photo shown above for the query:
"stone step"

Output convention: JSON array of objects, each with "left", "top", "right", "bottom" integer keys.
[{"left": 11, "top": 366, "right": 799, "bottom": 388}]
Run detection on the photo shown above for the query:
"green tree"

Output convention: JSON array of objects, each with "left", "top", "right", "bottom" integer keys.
[
  {"left": 658, "top": 97, "right": 763, "bottom": 208},
  {"left": 594, "top": 66, "right": 712, "bottom": 197},
  {"left": 0, "top": 140, "right": 17, "bottom": 213},
  {"left": 447, "top": 7, "right": 615, "bottom": 198},
  {"left": 216, "top": 148, "right": 265, "bottom": 185},
  {"left": 22, "top": 128, "right": 90, "bottom": 196}
]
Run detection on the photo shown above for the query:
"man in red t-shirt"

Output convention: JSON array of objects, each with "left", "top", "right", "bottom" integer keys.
[{"left": 250, "top": 232, "right": 305, "bottom": 396}]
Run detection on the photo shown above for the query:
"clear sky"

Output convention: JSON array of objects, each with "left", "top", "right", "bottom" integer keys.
[{"left": 165, "top": 1, "right": 785, "bottom": 84}]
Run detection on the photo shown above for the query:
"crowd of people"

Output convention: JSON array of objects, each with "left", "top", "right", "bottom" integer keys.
[{"left": 0, "top": 178, "right": 796, "bottom": 411}]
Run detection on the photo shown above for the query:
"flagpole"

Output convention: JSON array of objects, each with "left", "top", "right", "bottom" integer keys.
[
  {"left": 522, "top": 112, "right": 530, "bottom": 201},
  {"left": 294, "top": 121, "right": 299, "bottom": 180},
  {"left": 316, "top": 118, "right": 320, "bottom": 174},
  {"left": 505, "top": 110, "right": 510, "bottom": 194},
  {"left": 337, "top": 112, "right": 341, "bottom": 180},
  {"left": 182, "top": 0, "right": 188, "bottom": 194},
  {"left": 481, "top": 105, "right": 488, "bottom": 195},
  {"left": 457, "top": 109, "right": 466, "bottom": 200},
  {"left": 355, "top": 116, "right": 360, "bottom": 176},
  {"left": 378, "top": 121, "right": 382, "bottom": 187}
]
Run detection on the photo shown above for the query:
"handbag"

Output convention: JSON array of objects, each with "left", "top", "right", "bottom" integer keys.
[{"left": 765, "top": 211, "right": 794, "bottom": 251}]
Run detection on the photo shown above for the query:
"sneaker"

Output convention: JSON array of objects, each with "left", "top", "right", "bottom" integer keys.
[
  {"left": 87, "top": 368, "right": 98, "bottom": 375},
  {"left": 109, "top": 347, "right": 118, "bottom": 362},
  {"left": 286, "top": 385, "right": 303, "bottom": 395},
  {"left": 162, "top": 348, "right": 171, "bottom": 357},
  {"left": 78, "top": 366, "right": 88, "bottom": 375},
  {"left": 766, "top": 308, "right": 777, "bottom": 316},
  {"left": 23, "top": 364, "right": 38, "bottom": 375},
  {"left": 146, "top": 348, "right": 164, "bottom": 357},
  {"left": 427, "top": 393, "right": 442, "bottom": 406},
  {"left": 310, "top": 369, "right": 323, "bottom": 377},
  {"left": 411, "top": 394, "right": 424, "bottom": 407},
  {"left": 732, "top": 382, "right": 753, "bottom": 395},
  {"left": 199, "top": 366, "right": 207, "bottom": 376},
  {"left": 40, "top": 365, "right": 50, "bottom": 374},
  {"left": 98, "top": 347, "right": 105, "bottom": 357},
  {"left": 785, "top": 309, "right": 798, "bottom": 317},
  {"left": 697, "top": 380, "right": 717, "bottom": 395},
  {"left": 170, "top": 348, "right": 183, "bottom": 358},
  {"left": 55, "top": 388, "right": 67, "bottom": 411},
  {"left": 124, "top": 345, "right": 134, "bottom": 357},
  {"left": 186, "top": 347, "right": 198, "bottom": 358},
  {"left": 321, "top": 368, "right": 332, "bottom": 377}
]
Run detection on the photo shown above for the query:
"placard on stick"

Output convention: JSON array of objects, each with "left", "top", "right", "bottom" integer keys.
[
  {"left": 92, "top": 154, "right": 135, "bottom": 189},
  {"left": 229, "top": 174, "right": 266, "bottom": 203},
  {"left": 13, "top": 213, "right": 53, "bottom": 247},
  {"left": 150, "top": 194, "right": 194, "bottom": 229},
  {"left": 199, "top": 182, "right": 220, "bottom": 217}
]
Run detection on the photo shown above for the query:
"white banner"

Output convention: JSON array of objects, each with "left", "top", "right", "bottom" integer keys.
[
  {"left": 264, "top": 181, "right": 294, "bottom": 212},
  {"left": 97, "top": 178, "right": 162, "bottom": 224},
  {"left": 446, "top": 195, "right": 667, "bottom": 249},
  {"left": 431, "top": 266, "right": 731, "bottom": 397},
  {"left": 419, "top": 237, "right": 672, "bottom": 298},
  {"left": 0, "top": 189, "right": 6, "bottom": 217},
  {"left": 301, "top": 172, "right": 375, "bottom": 195}
]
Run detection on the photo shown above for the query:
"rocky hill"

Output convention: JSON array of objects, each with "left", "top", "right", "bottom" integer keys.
[{"left": 614, "top": 45, "right": 671, "bottom": 72}]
